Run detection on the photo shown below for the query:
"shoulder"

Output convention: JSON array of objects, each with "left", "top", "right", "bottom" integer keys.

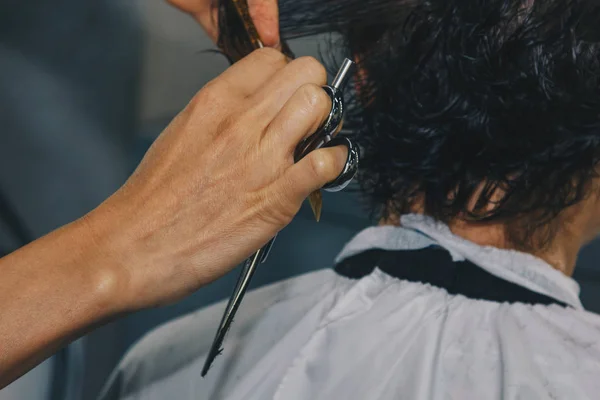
[{"left": 98, "top": 268, "right": 340, "bottom": 399}]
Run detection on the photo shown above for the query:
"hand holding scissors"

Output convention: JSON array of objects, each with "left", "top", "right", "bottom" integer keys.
[{"left": 201, "top": 0, "right": 360, "bottom": 376}]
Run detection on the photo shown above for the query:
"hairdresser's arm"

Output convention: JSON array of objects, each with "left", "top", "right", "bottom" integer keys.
[
  {"left": 0, "top": 48, "right": 342, "bottom": 388},
  {"left": 168, "top": 0, "right": 280, "bottom": 47}
]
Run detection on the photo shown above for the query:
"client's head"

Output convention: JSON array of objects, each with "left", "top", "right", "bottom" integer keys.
[{"left": 281, "top": 0, "right": 600, "bottom": 270}]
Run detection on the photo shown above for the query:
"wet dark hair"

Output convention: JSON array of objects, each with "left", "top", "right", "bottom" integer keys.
[{"left": 278, "top": 0, "right": 600, "bottom": 249}]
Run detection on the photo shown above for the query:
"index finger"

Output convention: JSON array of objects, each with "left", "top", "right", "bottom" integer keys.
[{"left": 248, "top": 0, "right": 280, "bottom": 48}]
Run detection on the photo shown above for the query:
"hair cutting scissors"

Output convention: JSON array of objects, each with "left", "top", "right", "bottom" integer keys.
[{"left": 202, "top": 0, "right": 359, "bottom": 376}]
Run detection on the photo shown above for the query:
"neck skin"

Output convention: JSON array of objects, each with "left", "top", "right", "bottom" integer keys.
[
  {"left": 447, "top": 217, "right": 581, "bottom": 276},
  {"left": 382, "top": 187, "right": 600, "bottom": 276}
]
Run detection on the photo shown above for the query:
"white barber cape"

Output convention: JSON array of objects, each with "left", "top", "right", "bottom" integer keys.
[{"left": 100, "top": 215, "right": 600, "bottom": 400}]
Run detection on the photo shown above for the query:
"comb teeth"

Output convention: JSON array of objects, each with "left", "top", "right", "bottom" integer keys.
[{"left": 308, "top": 190, "right": 323, "bottom": 222}]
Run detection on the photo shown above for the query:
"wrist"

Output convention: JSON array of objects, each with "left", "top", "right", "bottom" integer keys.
[
  {"left": 77, "top": 203, "right": 138, "bottom": 315},
  {"left": 80, "top": 193, "right": 206, "bottom": 312}
]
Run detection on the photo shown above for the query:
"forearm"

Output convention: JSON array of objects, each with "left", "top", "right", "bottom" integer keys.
[{"left": 0, "top": 214, "right": 125, "bottom": 388}]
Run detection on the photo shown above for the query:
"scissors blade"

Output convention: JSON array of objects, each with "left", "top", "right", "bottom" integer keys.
[
  {"left": 308, "top": 190, "right": 323, "bottom": 221},
  {"left": 201, "top": 235, "right": 276, "bottom": 376}
]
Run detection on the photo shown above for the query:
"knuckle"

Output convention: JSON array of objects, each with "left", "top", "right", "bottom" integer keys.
[
  {"left": 252, "top": 47, "right": 287, "bottom": 67},
  {"left": 216, "top": 113, "right": 239, "bottom": 134},
  {"left": 295, "top": 56, "right": 327, "bottom": 83},
  {"left": 308, "top": 150, "right": 334, "bottom": 180},
  {"left": 298, "top": 83, "right": 327, "bottom": 110},
  {"left": 191, "top": 80, "right": 221, "bottom": 109}
]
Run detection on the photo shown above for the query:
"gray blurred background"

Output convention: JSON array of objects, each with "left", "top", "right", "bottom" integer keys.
[{"left": 0, "top": 1, "right": 599, "bottom": 399}]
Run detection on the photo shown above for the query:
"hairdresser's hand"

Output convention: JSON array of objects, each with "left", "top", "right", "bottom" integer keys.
[
  {"left": 168, "top": 0, "right": 280, "bottom": 47},
  {"left": 0, "top": 50, "right": 345, "bottom": 388},
  {"left": 89, "top": 49, "right": 343, "bottom": 310}
]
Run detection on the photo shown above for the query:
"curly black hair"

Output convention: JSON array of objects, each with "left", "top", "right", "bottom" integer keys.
[{"left": 280, "top": 0, "right": 600, "bottom": 249}]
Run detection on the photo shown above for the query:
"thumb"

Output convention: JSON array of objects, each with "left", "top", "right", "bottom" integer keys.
[
  {"left": 248, "top": 0, "right": 280, "bottom": 48},
  {"left": 280, "top": 145, "right": 349, "bottom": 204}
]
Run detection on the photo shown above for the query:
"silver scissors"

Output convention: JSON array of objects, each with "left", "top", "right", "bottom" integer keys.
[{"left": 201, "top": 58, "right": 359, "bottom": 376}]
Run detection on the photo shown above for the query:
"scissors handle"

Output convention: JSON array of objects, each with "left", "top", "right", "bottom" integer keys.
[{"left": 201, "top": 235, "right": 276, "bottom": 376}]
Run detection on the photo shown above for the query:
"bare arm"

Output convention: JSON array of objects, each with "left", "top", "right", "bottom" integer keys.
[
  {"left": 0, "top": 215, "right": 123, "bottom": 386},
  {"left": 0, "top": 48, "right": 345, "bottom": 388}
]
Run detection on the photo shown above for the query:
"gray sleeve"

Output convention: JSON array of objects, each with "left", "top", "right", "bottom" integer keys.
[{"left": 97, "top": 370, "right": 123, "bottom": 400}]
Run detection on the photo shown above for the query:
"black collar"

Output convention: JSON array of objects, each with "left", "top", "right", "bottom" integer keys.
[{"left": 334, "top": 247, "right": 569, "bottom": 308}]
